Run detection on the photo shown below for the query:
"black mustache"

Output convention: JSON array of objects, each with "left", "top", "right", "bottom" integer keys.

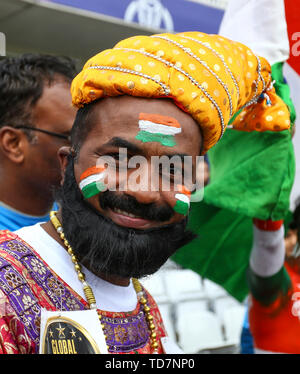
[{"left": 98, "top": 190, "right": 174, "bottom": 223}]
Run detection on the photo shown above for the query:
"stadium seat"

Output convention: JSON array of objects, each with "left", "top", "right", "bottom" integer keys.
[
  {"left": 143, "top": 266, "right": 245, "bottom": 353},
  {"left": 222, "top": 305, "right": 246, "bottom": 345},
  {"left": 212, "top": 296, "right": 244, "bottom": 322},
  {"left": 202, "top": 278, "right": 228, "bottom": 299},
  {"left": 157, "top": 303, "right": 177, "bottom": 342},
  {"left": 176, "top": 307, "right": 225, "bottom": 353},
  {"left": 140, "top": 272, "right": 170, "bottom": 304},
  {"left": 163, "top": 269, "right": 206, "bottom": 303}
]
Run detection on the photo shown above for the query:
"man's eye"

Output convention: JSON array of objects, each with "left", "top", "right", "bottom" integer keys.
[
  {"left": 173, "top": 167, "right": 184, "bottom": 176},
  {"left": 106, "top": 153, "right": 128, "bottom": 162},
  {"left": 158, "top": 165, "right": 182, "bottom": 177},
  {"left": 167, "top": 166, "right": 183, "bottom": 176}
]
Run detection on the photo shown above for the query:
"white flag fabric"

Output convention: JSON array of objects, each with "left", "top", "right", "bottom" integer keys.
[
  {"left": 218, "top": 0, "right": 289, "bottom": 65},
  {"left": 283, "top": 0, "right": 300, "bottom": 209}
]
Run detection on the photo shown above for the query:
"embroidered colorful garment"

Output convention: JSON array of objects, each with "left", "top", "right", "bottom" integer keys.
[
  {"left": 0, "top": 230, "right": 166, "bottom": 354},
  {"left": 248, "top": 261, "right": 300, "bottom": 354}
]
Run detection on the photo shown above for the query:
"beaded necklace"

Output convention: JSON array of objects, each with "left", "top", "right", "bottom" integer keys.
[{"left": 49, "top": 211, "right": 159, "bottom": 353}]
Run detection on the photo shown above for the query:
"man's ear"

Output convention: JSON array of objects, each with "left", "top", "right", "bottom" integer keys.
[
  {"left": 0, "top": 126, "right": 27, "bottom": 163},
  {"left": 57, "top": 146, "right": 75, "bottom": 185}
]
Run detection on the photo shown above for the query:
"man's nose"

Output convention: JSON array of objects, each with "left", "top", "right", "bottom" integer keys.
[{"left": 125, "top": 163, "right": 161, "bottom": 205}]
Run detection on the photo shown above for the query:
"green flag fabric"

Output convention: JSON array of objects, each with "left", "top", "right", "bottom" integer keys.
[{"left": 172, "top": 63, "right": 296, "bottom": 302}]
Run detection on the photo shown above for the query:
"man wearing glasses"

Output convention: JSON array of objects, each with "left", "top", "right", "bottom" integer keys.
[{"left": 0, "top": 53, "right": 77, "bottom": 230}]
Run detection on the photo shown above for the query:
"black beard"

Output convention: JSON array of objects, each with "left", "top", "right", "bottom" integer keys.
[{"left": 55, "top": 155, "right": 196, "bottom": 279}]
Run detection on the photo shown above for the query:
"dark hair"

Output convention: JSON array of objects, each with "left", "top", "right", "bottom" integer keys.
[
  {"left": 0, "top": 53, "right": 77, "bottom": 129},
  {"left": 70, "top": 101, "right": 97, "bottom": 158}
]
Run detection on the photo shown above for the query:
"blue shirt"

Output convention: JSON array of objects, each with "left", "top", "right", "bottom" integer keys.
[
  {"left": 240, "top": 303, "right": 254, "bottom": 354},
  {"left": 0, "top": 202, "right": 57, "bottom": 231}
]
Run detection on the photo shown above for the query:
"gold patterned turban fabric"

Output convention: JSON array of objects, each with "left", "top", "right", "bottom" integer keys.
[{"left": 71, "top": 31, "right": 291, "bottom": 154}]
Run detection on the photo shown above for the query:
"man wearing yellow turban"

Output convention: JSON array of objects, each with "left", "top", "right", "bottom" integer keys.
[{"left": 0, "top": 32, "right": 293, "bottom": 354}]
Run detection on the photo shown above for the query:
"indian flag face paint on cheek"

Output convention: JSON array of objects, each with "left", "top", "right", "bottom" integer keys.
[
  {"left": 173, "top": 185, "right": 191, "bottom": 216},
  {"left": 135, "top": 113, "right": 182, "bottom": 147},
  {"left": 79, "top": 166, "right": 107, "bottom": 199}
]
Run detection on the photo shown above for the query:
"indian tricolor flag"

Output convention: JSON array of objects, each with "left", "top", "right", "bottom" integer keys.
[
  {"left": 171, "top": 0, "right": 298, "bottom": 303},
  {"left": 219, "top": 0, "right": 300, "bottom": 210},
  {"left": 79, "top": 166, "right": 107, "bottom": 199},
  {"left": 174, "top": 185, "right": 191, "bottom": 216},
  {"left": 136, "top": 113, "right": 182, "bottom": 147}
]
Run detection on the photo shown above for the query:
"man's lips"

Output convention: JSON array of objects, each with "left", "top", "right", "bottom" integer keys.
[{"left": 106, "top": 208, "right": 154, "bottom": 229}]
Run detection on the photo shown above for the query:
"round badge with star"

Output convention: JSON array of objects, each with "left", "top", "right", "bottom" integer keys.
[{"left": 42, "top": 316, "right": 101, "bottom": 354}]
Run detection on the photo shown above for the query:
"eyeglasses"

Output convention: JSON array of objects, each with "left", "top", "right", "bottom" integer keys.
[{"left": 15, "top": 125, "right": 71, "bottom": 142}]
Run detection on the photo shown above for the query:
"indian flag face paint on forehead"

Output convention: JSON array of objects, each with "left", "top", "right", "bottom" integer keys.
[
  {"left": 136, "top": 113, "right": 182, "bottom": 147},
  {"left": 173, "top": 185, "right": 191, "bottom": 216},
  {"left": 79, "top": 166, "right": 107, "bottom": 199}
]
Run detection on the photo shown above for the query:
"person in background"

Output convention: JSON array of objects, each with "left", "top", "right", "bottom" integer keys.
[
  {"left": 247, "top": 198, "right": 300, "bottom": 353},
  {"left": 0, "top": 54, "right": 77, "bottom": 230}
]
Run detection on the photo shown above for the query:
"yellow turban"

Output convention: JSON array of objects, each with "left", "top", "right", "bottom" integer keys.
[{"left": 71, "top": 32, "right": 291, "bottom": 153}]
